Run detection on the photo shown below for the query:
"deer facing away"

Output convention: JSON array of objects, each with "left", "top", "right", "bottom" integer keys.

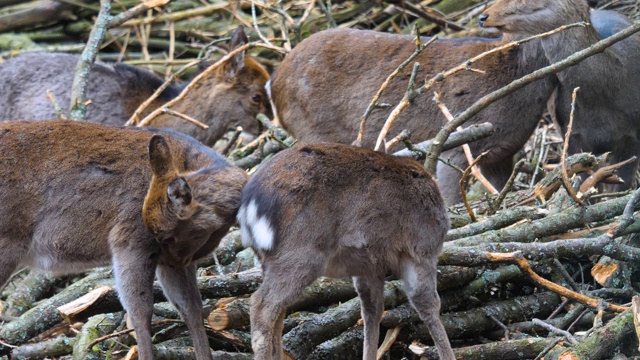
[
  {"left": 238, "top": 143, "right": 455, "bottom": 360},
  {"left": 0, "top": 26, "right": 271, "bottom": 147},
  {"left": 0, "top": 120, "right": 248, "bottom": 359},
  {"left": 481, "top": 0, "right": 640, "bottom": 191}
]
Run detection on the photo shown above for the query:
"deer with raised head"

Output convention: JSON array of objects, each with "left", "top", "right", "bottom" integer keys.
[
  {"left": 238, "top": 143, "right": 455, "bottom": 360},
  {"left": 481, "top": 0, "right": 640, "bottom": 191},
  {"left": 0, "top": 26, "right": 271, "bottom": 146},
  {"left": 0, "top": 120, "right": 248, "bottom": 360},
  {"left": 269, "top": 10, "right": 629, "bottom": 204}
]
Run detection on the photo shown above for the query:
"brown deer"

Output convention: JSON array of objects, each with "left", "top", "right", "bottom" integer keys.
[
  {"left": 269, "top": 11, "right": 626, "bottom": 204},
  {"left": 238, "top": 143, "right": 455, "bottom": 360},
  {"left": 269, "top": 26, "right": 557, "bottom": 205},
  {"left": 481, "top": 0, "right": 640, "bottom": 191},
  {"left": 0, "top": 26, "right": 271, "bottom": 146},
  {"left": 0, "top": 120, "right": 248, "bottom": 360}
]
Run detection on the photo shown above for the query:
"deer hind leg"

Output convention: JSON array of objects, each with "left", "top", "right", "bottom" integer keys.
[
  {"left": 401, "top": 256, "right": 455, "bottom": 360},
  {"left": 353, "top": 275, "right": 385, "bottom": 360},
  {"left": 156, "top": 263, "right": 212, "bottom": 360},
  {"left": 250, "top": 260, "right": 322, "bottom": 360},
  {"left": 111, "top": 243, "right": 158, "bottom": 360}
]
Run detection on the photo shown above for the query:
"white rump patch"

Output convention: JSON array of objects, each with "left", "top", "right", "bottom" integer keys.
[
  {"left": 238, "top": 199, "right": 275, "bottom": 251},
  {"left": 402, "top": 260, "right": 418, "bottom": 296}
]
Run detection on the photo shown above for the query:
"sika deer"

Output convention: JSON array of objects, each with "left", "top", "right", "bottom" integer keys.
[
  {"left": 0, "top": 26, "right": 271, "bottom": 146},
  {"left": 0, "top": 120, "right": 248, "bottom": 360},
  {"left": 270, "top": 11, "right": 627, "bottom": 204},
  {"left": 238, "top": 143, "right": 455, "bottom": 360},
  {"left": 481, "top": 0, "right": 640, "bottom": 191},
  {"left": 270, "top": 27, "right": 557, "bottom": 205}
]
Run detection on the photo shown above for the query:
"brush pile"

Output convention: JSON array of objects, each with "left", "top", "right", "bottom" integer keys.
[{"left": 1, "top": 0, "right": 640, "bottom": 359}]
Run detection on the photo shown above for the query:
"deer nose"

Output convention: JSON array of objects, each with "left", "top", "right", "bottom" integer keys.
[{"left": 478, "top": 14, "right": 489, "bottom": 27}]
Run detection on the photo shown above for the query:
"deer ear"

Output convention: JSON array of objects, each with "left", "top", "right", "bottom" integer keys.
[
  {"left": 149, "top": 135, "right": 173, "bottom": 177},
  {"left": 167, "top": 176, "right": 192, "bottom": 210},
  {"left": 225, "top": 25, "right": 247, "bottom": 80}
]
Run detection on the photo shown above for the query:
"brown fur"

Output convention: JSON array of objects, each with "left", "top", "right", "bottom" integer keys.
[
  {"left": 270, "top": 28, "right": 557, "bottom": 204},
  {"left": 482, "top": 0, "right": 640, "bottom": 190},
  {"left": 0, "top": 120, "right": 247, "bottom": 359},
  {"left": 0, "top": 26, "right": 271, "bottom": 147},
  {"left": 238, "top": 144, "right": 454, "bottom": 360}
]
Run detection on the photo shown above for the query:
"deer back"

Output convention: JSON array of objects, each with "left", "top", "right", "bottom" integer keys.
[
  {"left": 239, "top": 143, "right": 448, "bottom": 276},
  {"left": 270, "top": 28, "right": 556, "bottom": 203},
  {"left": 0, "top": 120, "right": 247, "bottom": 272}
]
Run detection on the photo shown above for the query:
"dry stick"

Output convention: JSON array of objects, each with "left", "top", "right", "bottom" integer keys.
[
  {"left": 386, "top": 0, "right": 465, "bottom": 31},
  {"left": 136, "top": 42, "right": 285, "bottom": 127},
  {"left": 46, "top": 89, "right": 67, "bottom": 120},
  {"left": 459, "top": 151, "right": 489, "bottom": 222},
  {"left": 435, "top": 92, "right": 498, "bottom": 194},
  {"left": 292, "top": 0, "right": 317, "bottom": 43},
  {"left": 68, "top": 0, "right": 112, "bottom": 121},
  {"left": 423, "top": 20, "right": 640, "bottom": 174},
  {"left": 355, "top": 29, "right": 436, "bottom": 147},
  {"left": 560, "top": 87, "right": 583, "bottom": 205},
  {"left": 531, "top": 318, "right": 579, "bottom": 345},
  {"left": 125, "top": 59, "right": 202, "bottom": 125},
  {"left": 375, "top": 326, "right": 401, "bottom": 360},
  {"left": 578, "top": 156, "right": 637, "bottom": 195},
  {"left": 251, "top": 0, "right": 275, "bottom": 47},
  {"left": 487, "top": 252, "right": 628, "bottom": 312},
  {"left": 491, "top": 158, "right": 526, "bottom": 213},
  {"left": 108, "top": 0, "right": 171, "bottom": 28},
  {"left": 85, "top": 319, "right": 183, "bottom": 349},
  {"left": 384, "top": 129, "right": 411, "bottom": 151},
  {"left": 374, "top": 21, "right": 589, "bottom": 151},
  {"left": 373, "top": 62, "right": 422, "bottom": 152},
  {"left": 119, "top": 2, "right": 229, "bottom": 26},
  {"left": 161, "top": 108, "right": 209, "bottom": 129}
]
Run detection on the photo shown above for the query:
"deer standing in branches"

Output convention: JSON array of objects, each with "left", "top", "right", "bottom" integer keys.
[
  {"left": 238, "top": 143, "right": 455, "bottom": 360},
  {"left": 0, "top": 26, "right": 271, "bottom": 146},
  {"left": 481, "top": 0, "right": 640, "bottom": 191},
  {"left": 270, "top": 10, "right": 628, "bottom": 204},
  {"left": 0, "top": 120, "right": 248, "bottom": 360}
]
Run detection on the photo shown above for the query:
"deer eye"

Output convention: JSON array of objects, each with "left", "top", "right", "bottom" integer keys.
[{"left": 251, "top": 93, "right": 262, "bottom": 103}]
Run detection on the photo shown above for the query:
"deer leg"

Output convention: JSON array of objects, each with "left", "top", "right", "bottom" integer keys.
[
  {"left": 250, "top": 261, "right": 321, "bottom": 360},
  {"left": 156, "top": 263, "right": 212, "bottom": 360},
  {"left": 401, "top": 257, "right": 455, "bottom": 360},
  {"left": 111, "top": 244, "right": 158, "bottom": 360},
  {"left": 353, "top": 275, "right": 385, "bottom": 360}
]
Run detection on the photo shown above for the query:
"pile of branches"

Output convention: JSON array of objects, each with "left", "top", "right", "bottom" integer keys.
[{"left": 1, "top": 0, "right": 640, "bottom": 359}]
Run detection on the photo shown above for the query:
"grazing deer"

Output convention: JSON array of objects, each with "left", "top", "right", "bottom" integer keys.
[
  {"left": 238, "top": 143, "right": 455, "bottom": 360},
  {"left": 0, "top": 26, "right": 271, "bottom": 146},
  {"left": 269, "top": 26, "right": 557, "bottom": 205},
  {"left": 0, "top": 120, "right": 248, "bottom": 360},
  {"left": 269, "top": 10, "right": 626, "bottom": 204},
  {"left": 481, "top": 0, "right": 640, "bottom": 191}
]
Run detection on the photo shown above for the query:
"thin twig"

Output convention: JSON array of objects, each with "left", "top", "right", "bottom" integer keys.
[
  {"left": 69, "top": 0, "right": 112, "bottom": 121},
  {"left": 488, "top": 252, "right": 628, "bottom": 312},
  {"left": 491, "top": 159, "right": 526, "bottom": 213},
  {"left": 355, "top": 27, "right": 436, "bottom": 146},
  {"left": 434, "top": 92, "right": 498, "bottom": 194},
  {"left": 46, "top": 90, "right": 68, "bottom": 120},
  {"left": 459, "top": 151, "right": 490, "bottom": 223},
  {"left": 531, "top": 319, "right": 579, "bottom": 345},
  {"left": 560, "top": 87, "right": 583, "bottom": 205}
]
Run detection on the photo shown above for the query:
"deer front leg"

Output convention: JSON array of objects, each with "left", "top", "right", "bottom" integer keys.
[
  {"left": 353, "top": 275, "right": 385, "bottom": 360},
  {"left": 156, "top": 263, "right": 213, "bottom": 360},
  {"left": 111, "top": 237, "right": 158, "bottom": 360}
]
